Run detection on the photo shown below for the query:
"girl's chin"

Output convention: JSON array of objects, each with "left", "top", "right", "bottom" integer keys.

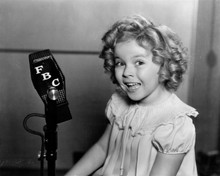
[
  {"left": 118, "top": 87, "right": 145, "bottom": 102},
  {"left": 127, "top": 94, "right": 143, "bottom": 102}
]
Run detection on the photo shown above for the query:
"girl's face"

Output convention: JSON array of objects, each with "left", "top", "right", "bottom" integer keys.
[{"left": 114, "top": 40, "right": 167, "bottom": 105}]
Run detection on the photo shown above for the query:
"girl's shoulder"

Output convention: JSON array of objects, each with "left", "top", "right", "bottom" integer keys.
[
  {"left": 145, "top": 93, "right": 198, "bottom": 126},
  {"left": 105, "top": 90, "right": 130, "bottom": 117},
  {"left": 164, "top": 94, "right": 198, "bottom": 120}
]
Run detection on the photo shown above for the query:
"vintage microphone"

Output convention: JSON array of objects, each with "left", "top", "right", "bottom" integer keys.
[
  {"left": 24, "top": 49, "right": 72, "bottom": 176},
  {"left": 29, "top": 49, "right": 72, "bottom": 123}
]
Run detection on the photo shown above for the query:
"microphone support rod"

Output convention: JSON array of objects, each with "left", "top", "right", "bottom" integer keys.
[{"left": 44, "top": 88, "right": 58, "bottom": 176}]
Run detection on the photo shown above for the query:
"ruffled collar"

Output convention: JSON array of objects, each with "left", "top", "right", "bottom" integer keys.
[{"left": 112, "top": 92, "right": 198, "bottom": 136}]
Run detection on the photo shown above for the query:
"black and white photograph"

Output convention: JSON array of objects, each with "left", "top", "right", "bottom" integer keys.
[{"left": 0, "top": 0, "right": 219, "bottom": 175}]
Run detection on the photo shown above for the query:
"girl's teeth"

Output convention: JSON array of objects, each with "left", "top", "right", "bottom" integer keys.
[
  {"left": 125, "top": 83, "right": 140, "bottom": 91},
  {"left": 127, "top": 83, "right": 138, "bottom": 87}
]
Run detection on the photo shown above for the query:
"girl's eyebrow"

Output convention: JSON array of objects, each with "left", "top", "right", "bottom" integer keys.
[
  {"left": 131, "top": 54, "right": 150, "bottom": 60},
  {"left": 114, "top": 56, "right": 120, "bottom": 59},
  {"left": 115, "top": 54, "right": 146, "bottom": 59},
  {"left": 132, "top": 54, "right": 147, "bottom": 58},
  {"left": 114, "top": 53, "right": 150, "bottom": 61}
]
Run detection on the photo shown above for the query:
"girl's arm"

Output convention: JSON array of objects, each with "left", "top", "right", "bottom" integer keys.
[
  {"left": 65, "top": 124, "right": 112, "bottom": 176},
  {"left": 149, "top": 152, "right": 185, "bottom": 176}
]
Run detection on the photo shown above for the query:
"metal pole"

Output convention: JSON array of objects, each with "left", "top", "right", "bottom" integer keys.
[{"left": 44, "top": 87, "right": 58, "bottom": 176}]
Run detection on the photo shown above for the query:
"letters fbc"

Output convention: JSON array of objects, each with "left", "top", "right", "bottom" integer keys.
[{"left": 34, "top": 65, "right": 60, "bottom": 87}]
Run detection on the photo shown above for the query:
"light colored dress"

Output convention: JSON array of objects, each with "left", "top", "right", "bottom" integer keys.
[{"left": 94, "top": 91, "right": 198, "bottom": 176}]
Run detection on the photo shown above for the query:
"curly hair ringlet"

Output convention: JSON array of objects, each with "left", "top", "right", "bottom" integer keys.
[{"left": 99, "top": 15, "right": 188, "bottom": 91}]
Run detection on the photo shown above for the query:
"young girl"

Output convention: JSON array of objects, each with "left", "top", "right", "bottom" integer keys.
[{"left": 65, "top": 15, "right": 198, "bottom": 176}]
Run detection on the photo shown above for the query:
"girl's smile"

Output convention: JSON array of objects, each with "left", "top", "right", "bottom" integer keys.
[
  {"left": 114, "top": 40, "right": 171, "bottom": 105},
  {"left": 123, "top": 82, "right": 141, "bottom": 92}
]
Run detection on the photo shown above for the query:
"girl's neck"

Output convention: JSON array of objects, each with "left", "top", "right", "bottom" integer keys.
[{"left": 136, "top": 87, "right": 173, "bottom": 107}]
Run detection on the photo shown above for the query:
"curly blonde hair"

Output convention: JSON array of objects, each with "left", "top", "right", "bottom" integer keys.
[{"left": 99, "top": 15, "right": 188, "bottom": 91}]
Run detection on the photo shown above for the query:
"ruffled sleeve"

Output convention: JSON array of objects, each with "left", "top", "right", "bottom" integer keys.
[{"left": 152, "top": 115, "right": 196, "bottom": 154}]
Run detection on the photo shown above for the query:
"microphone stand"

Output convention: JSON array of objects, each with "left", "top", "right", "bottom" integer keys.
[{"left": 44, "top": 87, "right": 58, "bottom": 176}]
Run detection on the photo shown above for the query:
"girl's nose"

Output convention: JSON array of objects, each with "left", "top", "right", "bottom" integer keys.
[{"left": 123, "top": 65, "right": 134, "bottom": 77}]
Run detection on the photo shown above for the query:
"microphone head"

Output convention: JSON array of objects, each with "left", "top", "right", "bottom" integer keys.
[
  {"left": 29, "top": 49, "right": 64, "bottom": 103},
  {"left": 29, "top": 49, "right": 72, "bottom": 123}
]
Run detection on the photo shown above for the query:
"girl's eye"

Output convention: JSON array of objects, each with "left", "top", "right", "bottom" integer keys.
[
  {"left": 135, "top": 61, "right": 145, "bottom": 66},
  {"left": 115, "top": 61, "right": 124, "bottom": 67}
]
